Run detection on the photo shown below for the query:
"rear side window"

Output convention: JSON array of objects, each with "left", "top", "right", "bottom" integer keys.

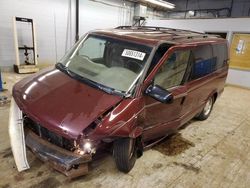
[
  {"left": 191, "top": 45, "right": 216, "bottom": 79},
  {"left": 212, "top": 43, "right": 228, "bottom": 69}
]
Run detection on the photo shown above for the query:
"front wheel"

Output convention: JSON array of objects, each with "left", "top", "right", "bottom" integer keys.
[
  {"left": 113, "top": 138, "right": 136, "bottom": 173},
  {"left": 196, "top": 96, "right": 214, "bottom": 120}
]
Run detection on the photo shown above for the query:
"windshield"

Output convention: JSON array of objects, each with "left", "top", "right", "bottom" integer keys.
[{"left": 58, "top": 34, "right": 152, "bottom": 95}]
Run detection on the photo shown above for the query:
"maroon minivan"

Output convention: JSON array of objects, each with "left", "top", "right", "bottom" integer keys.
[{"left": 10, "top": 26, "right": 228, "bottom": 178}]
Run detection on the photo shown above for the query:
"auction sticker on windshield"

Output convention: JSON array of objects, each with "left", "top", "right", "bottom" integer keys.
[{"left": 122, "top": 49, "right": 146, "bottom": 61}]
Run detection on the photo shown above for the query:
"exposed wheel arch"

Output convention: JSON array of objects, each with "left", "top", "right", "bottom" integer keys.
[
  {"left": 213, "top": 92, "right": 218, "bottom": 102},
  {"left": 196, "top": 96, "right": 214, "bottom": 120}
]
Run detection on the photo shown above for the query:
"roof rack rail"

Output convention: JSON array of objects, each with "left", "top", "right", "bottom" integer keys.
[
  {"left": 116, "top": 26, "right": 175, "bottom": 31},
  {"left": 115, "top": 26, "right": 204, "bottom": 34},
  {"left": 171, "top": 33, "right": 219, "bottom": 41}
]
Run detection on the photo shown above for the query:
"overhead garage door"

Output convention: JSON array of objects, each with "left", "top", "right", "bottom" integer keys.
[{"left": 230, "top": 33, "right": 250, "bottom": 70}]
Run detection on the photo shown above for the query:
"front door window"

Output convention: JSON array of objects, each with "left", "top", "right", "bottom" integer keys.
[{"left": 154, "top": 50, "right": 191, "bottom": 89}]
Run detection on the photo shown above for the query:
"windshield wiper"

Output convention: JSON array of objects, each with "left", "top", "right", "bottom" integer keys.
[
  {"left": 97, "top": 85, "right": 126, "bottom": 97},
  {"left": 55, "top": 62, "right": 125, "bottom": 97},
  {"left": 56, "top": 62, "right": 74, "bottom": 77}
]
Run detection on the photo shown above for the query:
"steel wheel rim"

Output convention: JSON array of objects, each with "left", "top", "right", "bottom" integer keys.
[{"left": 204, "top": 98, "right": 213, "bottom": 116}]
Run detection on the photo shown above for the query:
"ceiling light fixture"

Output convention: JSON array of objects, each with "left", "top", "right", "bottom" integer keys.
[
  {"left": 144, "top": 0, "right": 175, "bottom": 9},
  {"left": 188, "top": 10, "right": 195, "bottom": 16}
]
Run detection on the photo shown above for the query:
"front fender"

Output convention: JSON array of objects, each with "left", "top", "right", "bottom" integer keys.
[{"left": 92, "top": 98, "right": 144, "bottom": 138}]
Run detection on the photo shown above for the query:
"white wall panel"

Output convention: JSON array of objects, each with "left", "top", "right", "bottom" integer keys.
[
  {"left": 0, "top": 0, "right": 133, "bottom": 68},
  {"left": 0, "top": 0, "right": 67, "bottom": 67},
  {"left": 227, "top": 69, "right": 250, "bottom": 89},
  {"left": 79, "top": 0, "right": 134, "bottom": 35}
]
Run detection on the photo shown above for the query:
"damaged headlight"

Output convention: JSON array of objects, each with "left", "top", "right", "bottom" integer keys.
[
  {"left": 76, "top": 139, "right": 96, "bottom": 155},
  {"left": 83, "top": 142, "right": 92, "bottom": 152}
]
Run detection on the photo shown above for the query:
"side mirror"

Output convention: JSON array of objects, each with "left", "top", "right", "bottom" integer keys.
[{"left": 145, "top": 85, "right": 174, "bottom": 104}]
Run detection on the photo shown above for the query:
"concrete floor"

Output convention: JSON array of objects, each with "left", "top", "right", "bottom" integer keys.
[{"left": 0, "top": 71, "right": 250, "bottom": 188}]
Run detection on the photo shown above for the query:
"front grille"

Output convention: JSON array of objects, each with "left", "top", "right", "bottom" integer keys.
[{"left": 23, "top": 115, "right": 75, "bottom": 151}]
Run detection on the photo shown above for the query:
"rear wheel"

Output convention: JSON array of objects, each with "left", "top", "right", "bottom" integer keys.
[
  {"left": 196, "top": 96, "right": 214, "bottom": 120},
  {"left": 113, "top": 138, "right": 136, "bottom": 173}
]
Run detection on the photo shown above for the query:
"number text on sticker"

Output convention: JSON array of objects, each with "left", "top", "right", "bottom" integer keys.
[{"left": 122, "top": 49, "right": 146, "bottom": 61}]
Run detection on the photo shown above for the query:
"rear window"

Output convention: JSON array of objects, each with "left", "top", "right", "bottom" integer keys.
[{"left": 212, "top": 43, "right": 228, "bottom": 69}]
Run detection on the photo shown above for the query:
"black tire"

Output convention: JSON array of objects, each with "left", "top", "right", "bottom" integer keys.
[
  {"left": 196, "top": 96, "right": 214, "bottom": 121},
  {"left": 113, "top": 138, "right": 137, "bottom": 173}
]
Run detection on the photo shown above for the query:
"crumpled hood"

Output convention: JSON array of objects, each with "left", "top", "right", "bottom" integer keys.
[{"left": 13, "top": 68, "right": 122, "bottom": 139}]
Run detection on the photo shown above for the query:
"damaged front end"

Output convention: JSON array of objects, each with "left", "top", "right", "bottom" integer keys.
[
  {"left": 9, "top": 99, "right": 94, "bottom": 178},
  {"left": 25, "top": 130, "right": 91, "bottom": 178}
]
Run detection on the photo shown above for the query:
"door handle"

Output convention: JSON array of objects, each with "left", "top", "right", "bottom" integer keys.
[
  {"left": 174, "top": 92, "right": 187, "bottom": 99},
  {"left": 174, "top": 92, "right": 187, "bottom": 105},
  {"left": 180, "top": 96, "right": 186, "bottom": 105}
]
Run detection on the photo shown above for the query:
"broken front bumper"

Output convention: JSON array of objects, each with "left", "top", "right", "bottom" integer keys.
[
  {"left": 25, "top": 130, "right": 92, "bottom": 178},
  {"left": 9, "top": 98, "right": 92, "bottom": 178},
  {"left": 9, "top": 98, "right": 30, "bottom": 172}
]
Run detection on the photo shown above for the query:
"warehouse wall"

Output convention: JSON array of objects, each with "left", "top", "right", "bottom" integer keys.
[
  {"left": 166, "top": 0, "right": 250, "bottom": 18},
  {"left": 0, "top": 0, "right": 134, "bottom": 69},
  {"left": 0, "top": 0, "right": 69, "bottom": 68},
  {"left": 146, "top": 18, "right": 250, "bottom": 88},
  {"left": 79, "top": 0, "right": 134, "bottom": 34}
]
